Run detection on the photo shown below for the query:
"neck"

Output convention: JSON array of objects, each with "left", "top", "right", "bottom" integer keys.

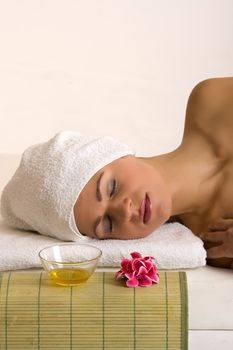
[{"left": 139, "top": 146, "right": 221, "bottom": 217}]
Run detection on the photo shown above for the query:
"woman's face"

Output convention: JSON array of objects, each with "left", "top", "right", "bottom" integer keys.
[{"left": 74, "top": 155, "right": 172, "bottom": 240}]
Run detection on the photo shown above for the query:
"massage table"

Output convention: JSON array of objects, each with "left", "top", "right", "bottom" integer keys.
[{"left": 0, "top": 154, "right": 233, "bottom": 350}]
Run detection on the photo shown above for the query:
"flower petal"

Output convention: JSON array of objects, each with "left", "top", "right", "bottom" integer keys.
[
  {"left": 126, "top": 277, "right": 139, "bottom": 288},
  {"left": 131, "top": 252, "right": 142, "bottom": 259},
  {"left": 125, "top": 272, "right": 136, "bottom": 280},
  {"left": 121, "top": 259, "right": 133, "bottom": 273},
  {"left": 147, "top": 269, "right": 160, "bottom": 283},
  {"left": 132, "top": 258, "right": 146, "bottom": 271},
  {"left": 138, "top": 266, "right": 147, "bottom": 275},
  {"left": 138, "top": 275, "right": 153, "bottom": 287},
  {"left": 115, "top": 270, "right": 124, "bottom": 279},
  {"left": 144, "top": 256, "right": 155, "bottom": 261},
  {"left": 144, "top": 260, "right": 154, "bottom": 270},
  {"left": 152, "top": 273, "right": 160, "bottom": 283}
]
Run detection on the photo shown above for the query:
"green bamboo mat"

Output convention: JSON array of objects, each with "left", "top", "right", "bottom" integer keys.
[{"left": 0, "top": 271, "right": 188, "bottom": 350}]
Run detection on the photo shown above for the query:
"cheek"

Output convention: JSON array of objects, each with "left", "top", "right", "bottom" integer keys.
[
  {"left": 154, "top": 195, "right": 171, "bottom": 225},
  {"left": 120, "top": 221, "right": 155, "bottom": 239},
  {"left": 134, "top": 226, "right": 156, "bottom": 239}
]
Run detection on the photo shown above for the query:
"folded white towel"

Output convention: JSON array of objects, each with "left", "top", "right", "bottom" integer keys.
[{"left": 0, "top": 217, "right": 206, "bottom": 271}]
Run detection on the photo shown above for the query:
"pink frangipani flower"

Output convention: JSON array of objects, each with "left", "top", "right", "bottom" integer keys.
[{"left": 115, "top": 252, "right": 159, "bottom": 288}]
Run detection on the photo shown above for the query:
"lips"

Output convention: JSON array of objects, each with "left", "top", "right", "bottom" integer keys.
[{"left": 140, "top": 194, "right": 152, "bottom": 224}]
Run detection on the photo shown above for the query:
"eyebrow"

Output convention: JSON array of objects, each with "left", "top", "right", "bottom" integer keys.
[{"left": 93, "top": 172, "right": 104, "bottom": 236}]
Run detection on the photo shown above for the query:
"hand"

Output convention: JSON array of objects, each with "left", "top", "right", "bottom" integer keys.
[{"left": 200, "top": 214, "right": 233, "bottom": 259}]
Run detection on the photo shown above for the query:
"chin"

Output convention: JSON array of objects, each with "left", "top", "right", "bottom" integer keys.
[
  {"left": 150, "top": 216, "right": 168, "bottom": 233},
  {"left": 145, "top": 223, "right": 161, "bottom": 236},
  {"left": 159, "top": 200, "right": 172, "bottom": 224}
]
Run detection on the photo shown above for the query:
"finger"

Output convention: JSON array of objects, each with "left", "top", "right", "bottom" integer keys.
[
  {"left": 209, "top": 225, "right": 226, "bottom": 231},
  {"left": 222, "top": 213, "right": 233, "bottom": 220},
  {"left": 209, "top": 218, "right": 233, "bottom": 231},
  {"left": 206, "top": 246, "right": 225, "bottom": 259},
  {"left": 209, "top": 221, "right": 230, "bottom": 231},
  {"left": 200, "top": 231, "right": 223, "bottom": 243}
]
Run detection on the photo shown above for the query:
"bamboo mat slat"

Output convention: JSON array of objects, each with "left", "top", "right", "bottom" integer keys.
[{"left": 0, "top": 271, "right": 188, "bottom": 350}]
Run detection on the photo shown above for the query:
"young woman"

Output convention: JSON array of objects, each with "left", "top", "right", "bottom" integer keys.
[
  {"left": 2, "top": 77, "right": 232, "bottom": 269},
  {"left": 74, "top": 77, "right": 233, "bottom": 269}
]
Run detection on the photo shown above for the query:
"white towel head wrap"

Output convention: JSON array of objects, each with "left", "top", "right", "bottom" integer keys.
[{"left": 1, "top": 131, "right": 134, "bottom": 241}]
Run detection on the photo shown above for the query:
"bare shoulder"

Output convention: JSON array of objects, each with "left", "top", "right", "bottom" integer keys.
[
  {"left": 186, "top": 77, "right": 233, "bottom": 119},
  {"left": 183, "top": 77, "right": 233, "bottom": 147}
]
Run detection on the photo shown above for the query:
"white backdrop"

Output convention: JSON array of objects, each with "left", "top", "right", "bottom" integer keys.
[{"left": 0, "top": 0, "right": 232, "bottom": 155}]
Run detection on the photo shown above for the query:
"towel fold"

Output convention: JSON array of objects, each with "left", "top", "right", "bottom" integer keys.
[{"left": 0, "top": 217, "right": 206, "bottom": 271}]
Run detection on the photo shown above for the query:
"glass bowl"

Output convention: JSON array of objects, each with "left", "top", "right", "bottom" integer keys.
[{"left": 39, "top": 243, "right": 102, "bottom": 286}]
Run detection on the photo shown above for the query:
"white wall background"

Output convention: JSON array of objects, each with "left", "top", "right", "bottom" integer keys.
[{"left": 0, "top": 0, "right": 232, "bottom": 155}]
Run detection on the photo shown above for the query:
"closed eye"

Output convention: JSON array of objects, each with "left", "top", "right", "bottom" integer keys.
[
  {"left": 109, "top": 179, "right": 117, "bottom": 197},
  {"left": 104, "top": 215, "right": 113, "bottom": 233}
]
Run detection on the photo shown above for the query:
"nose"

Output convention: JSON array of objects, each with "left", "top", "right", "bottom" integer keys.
[{"left": 110, "top": 196, "right": 135, "bottom": 221}]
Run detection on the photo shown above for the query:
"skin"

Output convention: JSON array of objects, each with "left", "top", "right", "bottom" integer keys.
[
  {"left": 74, "top": 156, "right": 172, "bottom": 240},
  {"left": 74, "top": 77, "right": 233, "bottom": 269}
]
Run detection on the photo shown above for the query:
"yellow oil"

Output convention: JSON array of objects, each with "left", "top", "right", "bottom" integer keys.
[{"left": 49, "top": 268, "right": 91, "bottom": 286}]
